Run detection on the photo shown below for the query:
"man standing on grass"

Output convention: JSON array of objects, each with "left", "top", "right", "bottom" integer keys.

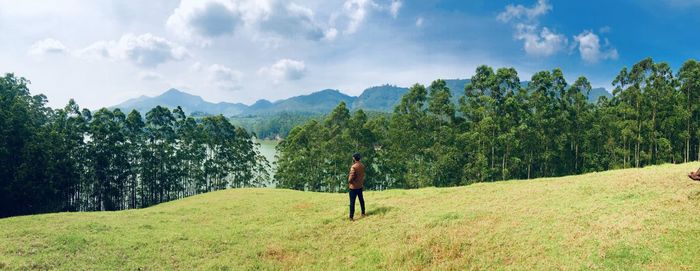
[{"left": 348, "top": 153, "right": 366, "bottom": 221}]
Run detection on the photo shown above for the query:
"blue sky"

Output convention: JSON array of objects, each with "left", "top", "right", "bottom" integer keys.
[{"left": 1, "top": 0, "right": 699, "bottom": 109}]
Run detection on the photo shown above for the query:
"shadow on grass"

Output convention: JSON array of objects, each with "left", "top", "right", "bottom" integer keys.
[{"left": 365, "top": 206, "right": 394, "bottom": 216}]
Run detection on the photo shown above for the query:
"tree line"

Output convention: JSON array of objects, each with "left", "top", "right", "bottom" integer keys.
[
  {"left": 275, "top": 58, "right": 700, "bottom": 191},
  {"left": 229, "top": 112, "right": 324, "bottom": 140},
  {"left": 0, "top": 74, "right": 269, "bottom": 218}
]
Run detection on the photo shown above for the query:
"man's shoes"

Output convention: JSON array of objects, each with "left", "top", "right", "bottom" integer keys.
[
  {"left": 361, "top": 213, "right": 366, "bottom": 217},
  {"left": 349, "top": 217, "right": 354, "bottom": 221}
]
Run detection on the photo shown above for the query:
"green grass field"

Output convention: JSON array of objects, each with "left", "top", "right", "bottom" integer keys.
[{"left": 2, "top": 163, "right": 700, "bottom": 270}]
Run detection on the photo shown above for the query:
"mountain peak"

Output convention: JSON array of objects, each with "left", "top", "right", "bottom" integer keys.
[
  {"left": 314, "top": 89, "right": 342, "bottom": 95},
  {"left": 112, "top": 88, "right": 247, "bottom": 116},
  {"left": 252, "top": 99, "right": 272, "bottom": 106},
  {"left": 112, "top": 81, "right": 610, "bottom": 117},
  {"left": 162, "top": 88, "right": 188, "bottom": 96}
]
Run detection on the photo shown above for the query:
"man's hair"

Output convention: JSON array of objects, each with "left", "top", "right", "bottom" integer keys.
[{"left": 352, "top": 153, "right": 361, "bottom": 161}]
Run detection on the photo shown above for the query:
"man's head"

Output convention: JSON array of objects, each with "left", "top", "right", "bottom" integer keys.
[{"left": 352, "top": 153, "right": 361, "bottom": 162}]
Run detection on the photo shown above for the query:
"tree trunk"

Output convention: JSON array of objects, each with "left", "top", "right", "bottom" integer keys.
[
  {"left": 501, "top": 151, "right": 506, "bottom": 181},
  {"left": 527, "top": 156, "right": 531, "bottom": 180},
  {"left": 651, "top": 109, "right": 656, "bottom": 164},
  {"left": 688, "top": 87, "right": 693, "bottom": 162},
  {"left": 575, "top": 143, "right": 579, "bottom": 173}
]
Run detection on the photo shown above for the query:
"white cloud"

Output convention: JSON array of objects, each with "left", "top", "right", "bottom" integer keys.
[
  {"left": 208, "top": 64, "right": 243, "bottom": 90},
  {"left": 498, "top": 0, "right": 620, "bottom": 62},
  {"left": 167, "top": 0, "right": 330, "bottom": 44},
  {"left": 28, "top": 38, "right": 69, "bottom": 58},
  {"left": 257, "top": 2, "right": 326, "bottom": 40},
  {"left": 497, "top": 0, "right": 551, "bottom": 23},
  {"left": 498, "top": 0, "right": 567, "bottom": 58},
  {"left": 323, "top": 27, "right": 339, "bottom": 41},
  {"left": 258, "top": 59, "right": 307, "bottom": 83},
  {"left": 389, "top": 0, "right": 402, "bottom": 18},
  {"left": 165, "top": 0, "right": 401, "bottom": 44},
  {"left": 190, "top": 62, "right": 203, "bottom": 72},
  {"left": 76, "top": 33, "right": 188, "bottom": 68},
  {"left": 574, "top": 30, "right": 618, "bottom": 63},
  {"left": 343, "top": 0, "right": 377, "bottom": 34},
  {"left": 139, "top": 71, "right": 163, "bottom": 81},
  {"left": 166, "top": 0, "right": 241, "bottom": 44},
  {"left": 415, "top": 17, "right": 424, "bottom": 27},
  {"left": 340, "top": 0, "right": 404, "bottom": 34},
  {"left": 515, "top": 24, "right": 567, "bottom": 57}
]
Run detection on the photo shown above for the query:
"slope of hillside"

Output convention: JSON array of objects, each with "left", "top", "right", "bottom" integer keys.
[
  {"left": 111, "top": 83, "right": 613, "bottom": 117},
  {"left": 352, "top": 85, "right": 408, "bottom": 112},
  {"left": 443, "top": 79, "right": 471, "bottom": 103},
  {"left": 4, "top": 163, "right": 698, "bottom": 270},
  {"left": 248, "top": 89, "right": 355, "bottom": 114},
  {"left": 113, "top": 88, "right": 248, "bottom": 116},
  {"left": 589, "top": 87, "right": 613, "bottom": 102}
]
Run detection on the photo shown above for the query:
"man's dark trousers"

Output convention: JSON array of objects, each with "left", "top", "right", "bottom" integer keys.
[{"left": 349, "top": 188, "right": 365, "bottom": 219}]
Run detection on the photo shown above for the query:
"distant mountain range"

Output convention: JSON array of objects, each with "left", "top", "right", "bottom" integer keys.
[{"left": 111, "top": 79, "right": 612, "bottom": 116}]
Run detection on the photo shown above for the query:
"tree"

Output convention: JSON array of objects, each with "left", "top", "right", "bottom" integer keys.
[
  {"left": 125, "top": 110, "right": 145, "bottom": 208},
  {"left": 679, "top": 60, "right": 700, "bottom": 162}
]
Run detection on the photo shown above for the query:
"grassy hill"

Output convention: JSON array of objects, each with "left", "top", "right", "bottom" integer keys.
[{"left": 2, "top": 163, "right": 700, "bottom": 270}]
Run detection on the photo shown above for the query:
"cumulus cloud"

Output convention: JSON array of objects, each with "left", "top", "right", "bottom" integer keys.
[
  {"left": 343, "top": 0, "right": 378, "bottom": 34},
  {"left": 139, "top": 71, "right": 163, "bottom": 81},
  {"left": 323, "top": 28, "right": 339, "bottom": 41},
  {"left": 208, "top": 64, "right": 243, "bottom": 90},
  {"left": 574, "top": 30, "right": 618, "bottom": 63},
  {"left": 257, "top": 2, "right": 326, "bottom": 40},
  {"left": 165, "top": 0, "right": 402, "bottom": 44},
  {"left": 498, "top": 0, "right": 567, "bottom": 57},
  {"left": 28, "top": 38, "right": 69, "bottom": 58},
  {"left": 515, "top": 24, "right": 567, "bottom": 57},
  {"left": 258, "top": 59, "right": 307, "bottom": 83},
  {"left": 498, "top": 0, "right": 619, "bottom": 61},
  {"left": 167, "top": 0, "right": 332, "bottom": 44},
  {"left": 77, "top": 33, "right": 188, "bottom": 68},
  {"left": 340, "top": 0, "right": 401, "bottom": 34},
  {"left": 389, "top": 0, "right": 402, "bottom": 18},
  {"left": 497, "top": 0, "right": 551, "bottom": 23},
  {"left": 166, "top": 0, "right": 241, "bottom": 44}
]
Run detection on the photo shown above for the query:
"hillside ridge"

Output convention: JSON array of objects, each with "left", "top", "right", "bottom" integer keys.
[{"left": 111, "top": 80, "right": 612, "bottom": 116}]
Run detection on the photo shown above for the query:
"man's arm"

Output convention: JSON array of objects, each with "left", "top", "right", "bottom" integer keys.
[{"left": 348, "top": 165, "right": 356, "bottom": 184}]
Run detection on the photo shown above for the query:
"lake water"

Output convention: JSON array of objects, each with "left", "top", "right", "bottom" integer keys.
[{"left": 255, "top": 139, "right": 279, "bottom": 187}]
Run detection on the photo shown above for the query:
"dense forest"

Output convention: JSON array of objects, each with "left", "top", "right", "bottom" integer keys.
[
  {"left": 0, "top": 74, "right": 269, "bottom": 218},
  {"left": 275, "top": 58, "right": 700, "bottom": 192},
  {"left": 229, "top": 111, "right": 392, "bottom": 140},
  {"left": 229, "top": 112, "right": 324, "bottom": 139}
]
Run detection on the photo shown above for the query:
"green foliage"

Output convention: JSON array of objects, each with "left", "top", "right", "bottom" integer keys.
[
  {"left": 0, "top": 75, "right": 269, "bottom": 217},
  {"left": 275, "top": 101, "right": 382, "bottom": 191},
  {"left": 228, "top": 111, "right": 323, "bottom": 139},
  {"left": 276, "top": 58, "right": 700, "bottom": 191}
]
